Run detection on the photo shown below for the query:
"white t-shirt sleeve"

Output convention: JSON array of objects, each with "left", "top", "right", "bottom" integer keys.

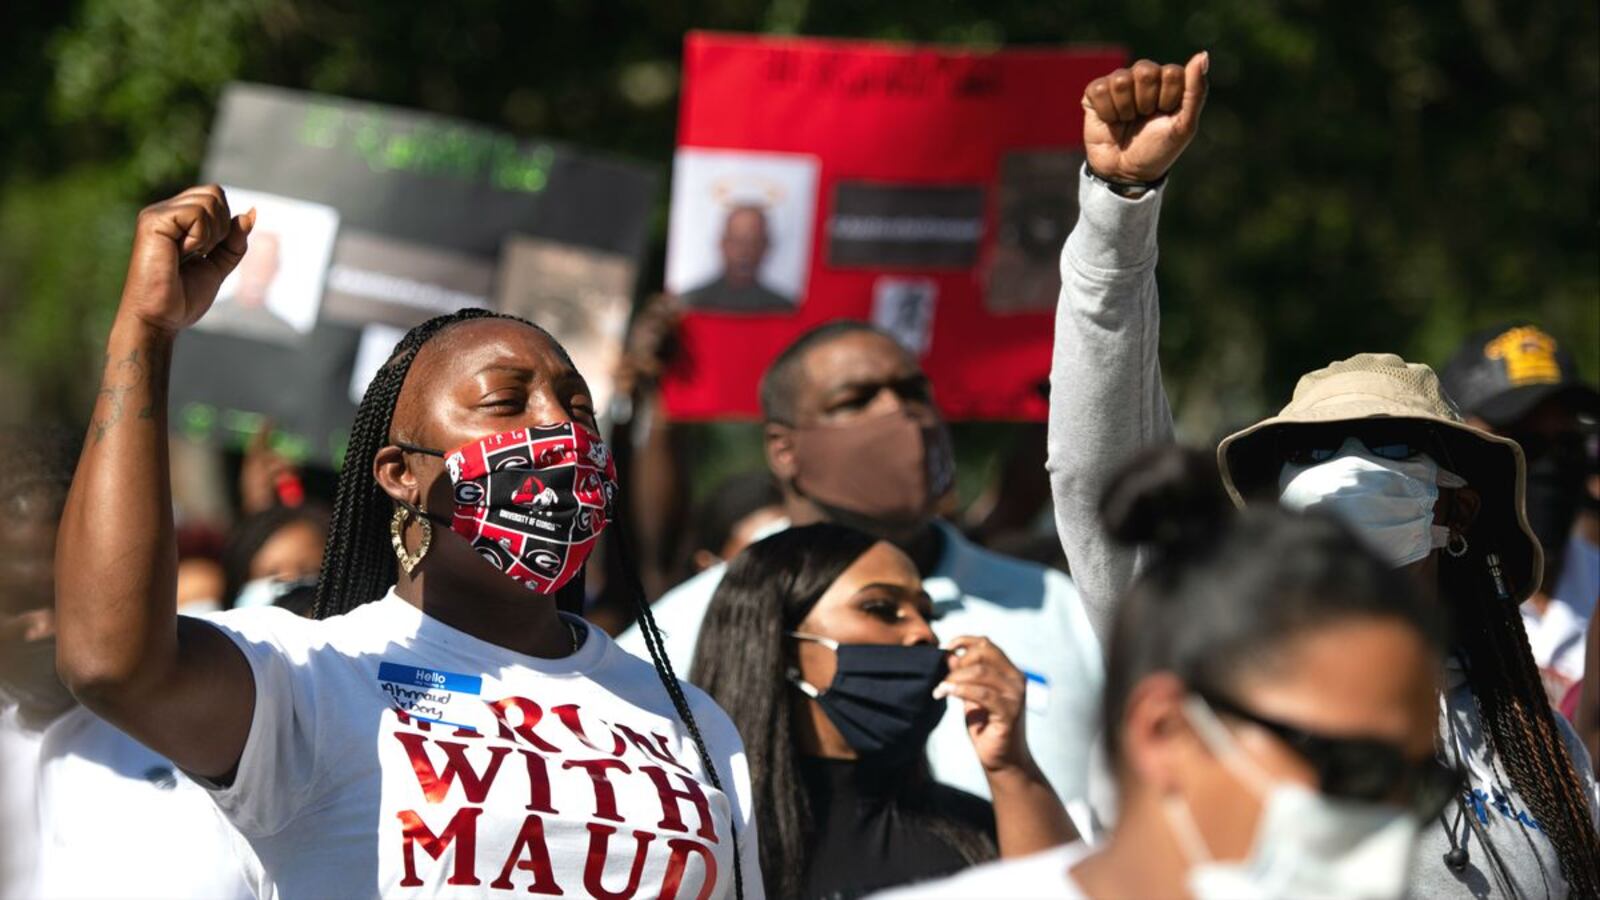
[
  {"left": 866, "top": 843, "right": 1089, "bottom": 899},
  {"left": 199, "top": 608, "right": 323, "bottom": 836}
]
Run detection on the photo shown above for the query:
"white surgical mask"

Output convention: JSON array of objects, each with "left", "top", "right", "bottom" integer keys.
[
  {"left": 233, "top": 576, "right": 313, "bottom": 609},
  {"left": 1278, "top": 438, "right": 1464, "bottom": 568},
  {"left": 1164, "top": 695, "right": 1423, "bottom": 900}
]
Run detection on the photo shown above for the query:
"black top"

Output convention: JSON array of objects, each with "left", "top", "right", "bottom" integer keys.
[{"left": 798, "top": 756, "right": 997, "bottom": 900}]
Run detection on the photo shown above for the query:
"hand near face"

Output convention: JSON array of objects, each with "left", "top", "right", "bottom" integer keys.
[
  {"left": 936, "top": 635, "right": 1034, "bottom": 774},
  {"left": 1082, "top": 52, "right": 1209, "bottom": 184}
]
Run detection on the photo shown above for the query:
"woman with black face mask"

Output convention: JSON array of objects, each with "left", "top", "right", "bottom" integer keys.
[
  {"left": 53, "top": 186, "right": 758, "bottom": 898},
  {"left": 692, "top": 523, "right": 1075, "bottom": 899}
]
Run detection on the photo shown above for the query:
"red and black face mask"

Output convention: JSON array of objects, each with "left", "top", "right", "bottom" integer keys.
[{"left": 398, "top": 423, "right": 617, "bottom": 594}]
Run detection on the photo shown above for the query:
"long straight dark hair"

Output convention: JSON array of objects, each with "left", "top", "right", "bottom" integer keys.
[
  {"left": 690, "top": 523, "right": 995, "bottom": 900},
  {"left": 312, "top": 308, "right": 744, "bottom": 898}
]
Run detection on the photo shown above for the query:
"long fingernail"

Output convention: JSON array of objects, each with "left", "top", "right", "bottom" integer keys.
[
  {"left": 932, "top": 683, "right": 951, "bottom": 700},
  {"left": 1201, "top": 51, "right": 1211, "bottom": 74}
]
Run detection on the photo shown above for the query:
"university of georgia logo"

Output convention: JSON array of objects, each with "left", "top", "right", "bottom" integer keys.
[
  {"left": 454, "top": 481, "right": 485, "bottom": 505},
  {"left": 586, "top": 441, "right": 610, "bottom": 470},
  {"left": 494, "top": 454, "right": 532, "bottom": 473},
  {"left": 525, "top": 548, "right": 562, "bottom": 575},
  {"left": 477, "top": 539, "right": 514, "bottom": 571},
  {"left": 510, "top": 475, "right": 548, "bottom": 507}
]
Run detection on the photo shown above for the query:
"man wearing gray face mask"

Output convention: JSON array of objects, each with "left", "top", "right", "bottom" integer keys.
[
  {"left": 1047, "top": 51, "right": 1600, "bottom": 898},
  {"left": 620, "top": 322, "right": 1104, "bottom": 821}
]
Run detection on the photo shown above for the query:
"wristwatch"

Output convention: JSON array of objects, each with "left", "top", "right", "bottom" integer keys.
[{"left": 1084, "top": 164, "right": 1167, "bottom": 199}]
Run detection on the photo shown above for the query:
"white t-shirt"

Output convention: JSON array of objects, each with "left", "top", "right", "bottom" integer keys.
[
  {"left": 0, "top": 704, "right": 44, "bottom": 896},
  {"left": 1521, "top": 534, "right": 1598, "bottom": 701},
  {"left": 620, "top": 520, "right": 1104, "bottom": 808},
  {"left": 868, "top": 841, "right": 1093, "bottom": 899},
  {"left": 34, "top": 706, "right": 255, "bottom": 899},
  {"left": 205, "top": 592, "right": 761, "bottom": 899}
]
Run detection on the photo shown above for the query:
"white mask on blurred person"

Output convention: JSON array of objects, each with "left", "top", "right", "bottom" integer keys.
[
  {"left": 1278, "top": 439, "right": 1463, "bottom": 568},
  {"left": 1164, "top": 696, "right": 1422, "bottom": 900},
  {"left": 234, "top": 576, "right": 312, "bottom": 609}
]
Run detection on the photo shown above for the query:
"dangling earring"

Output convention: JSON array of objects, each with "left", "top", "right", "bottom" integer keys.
[
  {"left": 1446, "top": 531, "right": 1469, "bottom": 558},
  {"left": 391, "top": 505, "right": 432, "bottom": 575}
]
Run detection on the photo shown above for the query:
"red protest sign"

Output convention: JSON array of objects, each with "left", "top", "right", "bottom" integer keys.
[{"left": 660, "top": 33, "right": 1125, "bottom": 420}]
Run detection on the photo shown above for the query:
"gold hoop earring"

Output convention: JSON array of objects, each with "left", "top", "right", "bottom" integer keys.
[{"left": 391, "top": 506, "right": 432, "bottom": 575}]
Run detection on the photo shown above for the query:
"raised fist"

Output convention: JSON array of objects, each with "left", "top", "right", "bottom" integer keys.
[
  {"left": 1082, "top": 52, "right": 1209, "bottom": 185},
  {"left": 119, "top": 185, "right": 255, "bottom": 334}
]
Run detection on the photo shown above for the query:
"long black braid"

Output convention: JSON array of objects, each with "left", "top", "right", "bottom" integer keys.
[
  {"left": 313, "top": 308, "right": 746, "bottom": 898},
  {"left": 1444, "top": 549, "right": 1600, "bottom": 895}
]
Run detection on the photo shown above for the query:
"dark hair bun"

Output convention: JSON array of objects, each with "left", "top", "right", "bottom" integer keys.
[{"left": 1099, "top": 444, "right": 1233, "bottom": 554}]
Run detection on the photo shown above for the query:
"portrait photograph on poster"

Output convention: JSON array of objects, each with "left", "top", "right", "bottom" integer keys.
[
  {"left": 195, "top": 187, "right": 339, "bottom": 344},
  {"left": 665, "top": 147, "right": 818, "bottom": 314},
  {"left": 985, "top": 149, "right": 1084, "bottom": 314}
]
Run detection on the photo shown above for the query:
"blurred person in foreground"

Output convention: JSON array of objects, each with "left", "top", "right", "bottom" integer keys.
[
  {"left": 620, "top": 322, "right": 1103, "bottom": 812},
  {"left": 0, "top": 425, "right": 253, "bottom": 899},
  {"left": 1048, "top": 53, "right": 1600, "bottom": 895},
  {"left": 886, "top": 446, "right": 1456, "bottom": 899},
  {"left": 693, "top": 523, "right": 1075, "bottom": 898},
  {"left": 1441, "top": 323, "right": 1600, "bottom": 705}
]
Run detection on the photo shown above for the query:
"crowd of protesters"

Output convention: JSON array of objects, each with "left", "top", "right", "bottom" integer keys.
[{"left": 2, "top": 51, "right": 1597, "bottom": 899}]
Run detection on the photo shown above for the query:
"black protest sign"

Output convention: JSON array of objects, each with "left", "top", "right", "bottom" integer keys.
[{"left": 171, "top": 83, "right": 656, "bottom": 465}]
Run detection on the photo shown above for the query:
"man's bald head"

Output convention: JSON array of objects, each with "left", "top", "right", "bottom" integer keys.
[{"left": 719, "top": 204, "right": 771, "bottom": 286}]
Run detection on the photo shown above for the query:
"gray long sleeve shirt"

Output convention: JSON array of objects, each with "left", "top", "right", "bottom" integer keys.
[{"left": 1046, "top": 169, "right": 1597, "bottom": 898}]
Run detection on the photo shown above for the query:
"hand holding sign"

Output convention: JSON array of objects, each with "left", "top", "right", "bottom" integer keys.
[
  {"left": 1081, "top": 52, "right": 1209, "bottom": 184},
  {"left": 120, "top": 185, "right": 256, "bottom": 335}
]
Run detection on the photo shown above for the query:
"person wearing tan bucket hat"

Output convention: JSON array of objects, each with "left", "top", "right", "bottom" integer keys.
[
  {"left": 1217, "top": 352, "right": 1542, "bottom": 603},
  {"left": 1046, "top": 55, "right": 1599, "bottom": 899}
]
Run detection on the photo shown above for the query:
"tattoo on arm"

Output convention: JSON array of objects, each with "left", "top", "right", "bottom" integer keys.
[{"left": 90, "top": 346, "right": 166, "bottom": 443}]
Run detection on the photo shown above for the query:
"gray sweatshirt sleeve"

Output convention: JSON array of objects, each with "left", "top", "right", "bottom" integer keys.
[{"left": 1046, "top": 170, "right": 1175, "bottom": 648}]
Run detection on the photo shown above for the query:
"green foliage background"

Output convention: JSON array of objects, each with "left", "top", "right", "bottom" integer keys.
[{"left": 2, "top": 0, "right": 1596, "bottom": 450}]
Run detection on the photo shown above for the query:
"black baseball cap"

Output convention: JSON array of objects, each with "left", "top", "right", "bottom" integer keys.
[{"left": 1440, "top": 322, "right": 1600, "bottom": 428}]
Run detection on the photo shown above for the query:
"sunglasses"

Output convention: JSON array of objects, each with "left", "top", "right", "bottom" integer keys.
[
  {"left": 1196, "top": 687, "right": 1464, "bottom": 820},
  {"left": 1276, "top": 422, "right": 1450, "bottom": 468}
]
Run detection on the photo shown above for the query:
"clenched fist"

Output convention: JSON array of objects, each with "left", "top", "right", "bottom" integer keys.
[
  {"left": 119, "top": 185, "right": 256, "bottom": 335},
  {"left": 1082, "top": 52, "right": 1209, "bottom": 185}
]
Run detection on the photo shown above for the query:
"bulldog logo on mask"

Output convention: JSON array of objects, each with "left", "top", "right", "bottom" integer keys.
[{"left": 407, "top": 423, "right": 618, "bottom": 594}]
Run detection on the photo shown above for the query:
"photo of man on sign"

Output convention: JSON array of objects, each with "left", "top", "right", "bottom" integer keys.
[
  {"left": 685, "top": 204, "right": 790, "bottom": 311},
  {"left": 666, "top": 147, "right": 818, "bottom": 314}
]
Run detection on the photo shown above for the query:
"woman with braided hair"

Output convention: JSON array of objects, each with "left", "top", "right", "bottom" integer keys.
[
  {"left": 54, "top": 186, "right": 759, "bottom": 899},
  {"left": 1051, "top": 55, "right": 1599, "bottom": 896}
]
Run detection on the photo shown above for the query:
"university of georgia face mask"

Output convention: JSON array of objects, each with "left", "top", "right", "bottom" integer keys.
[
  {"left": 787, "top": 633, "right": 949, "bottom": 763},
  {"left": 399, "top": 423, "right": 617, "bottom": 594}
]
